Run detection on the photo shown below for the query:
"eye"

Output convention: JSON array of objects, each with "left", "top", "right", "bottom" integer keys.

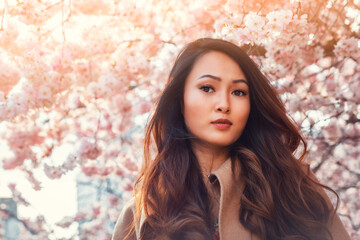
[
  {"left": 199, "top": 85, "right": 214, "bottom": 93},
  {"left": 232, "top": 90, "right": 247, "bottom": 96}
]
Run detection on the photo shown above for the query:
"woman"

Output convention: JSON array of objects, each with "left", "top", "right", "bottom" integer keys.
[{"left": 112, "top": 38, "right": 350, "bottom": 240}]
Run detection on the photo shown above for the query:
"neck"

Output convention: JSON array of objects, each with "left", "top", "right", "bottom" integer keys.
[{"left": 191, "top": 140, "right": 229, "bottom": 176}]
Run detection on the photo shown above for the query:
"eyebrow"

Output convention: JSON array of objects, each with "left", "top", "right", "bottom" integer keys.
[{"left": 197, "top": 74, "right": 248, "bottom": 85}]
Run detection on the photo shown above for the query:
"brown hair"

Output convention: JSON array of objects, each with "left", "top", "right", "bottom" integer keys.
[{"left": 128, "top": 38, "right": 338, "bottom": 239}]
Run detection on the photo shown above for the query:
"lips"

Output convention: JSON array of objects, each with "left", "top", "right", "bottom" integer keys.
[
  {"left": 211, "top": 118, "right": 232, "bottom": 129},
  {"left": 211, "top": 118, "right": 233, "bottom": 125}
]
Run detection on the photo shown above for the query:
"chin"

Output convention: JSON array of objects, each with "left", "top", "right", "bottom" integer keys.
[
  {"left": 209, "top": 140, "right": 236, "bottom": 148},
  {"left": 212, "top": 137, "right": 239, "bottom": 146}
]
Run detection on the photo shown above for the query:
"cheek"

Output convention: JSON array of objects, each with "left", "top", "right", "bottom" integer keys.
[
  {"left": 183, "top": 92, "right": 207, "bottom": 128},
  {"left": 233, "top": 102, "right": 251, "bottom": 126},
  {"left": 184, "top": 101, "right": 202, "bottom": 127},
  {"left": 240, "top": 105, "right": 251, "bottom": 119}
]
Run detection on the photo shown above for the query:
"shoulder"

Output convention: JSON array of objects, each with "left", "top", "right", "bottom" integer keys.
[{"left": 112, "top": 197, "right": 137, "bottom": 240}]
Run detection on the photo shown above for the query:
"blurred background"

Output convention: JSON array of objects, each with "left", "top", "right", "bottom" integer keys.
[{"left": 0, "top": 0, "right": 359, "bottom": 239}]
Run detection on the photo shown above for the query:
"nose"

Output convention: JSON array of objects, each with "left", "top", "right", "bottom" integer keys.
[{"left": 215, "top": 93, "right": 230, "bottom": 113}]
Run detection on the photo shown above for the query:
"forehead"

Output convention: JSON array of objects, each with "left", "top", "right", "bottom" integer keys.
[{"left": 187, "top": 51, "right": 246, "bottom": 80}]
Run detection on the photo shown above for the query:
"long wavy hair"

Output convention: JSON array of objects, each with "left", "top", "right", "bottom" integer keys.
[{"left": 129, "top": 38, "right": 338, "bottom": 240}]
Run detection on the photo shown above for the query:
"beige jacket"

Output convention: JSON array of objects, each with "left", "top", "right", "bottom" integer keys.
[{"left": 112, "top": 159, "right": 351, "bottom": 240}]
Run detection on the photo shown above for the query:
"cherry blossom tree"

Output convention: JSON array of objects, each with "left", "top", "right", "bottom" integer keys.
[{"left": 0, "top": 0, "right": 359, "bottom": 239}]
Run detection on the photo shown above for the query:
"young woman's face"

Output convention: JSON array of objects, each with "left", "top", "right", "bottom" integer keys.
[{"left": 183, "top": 51, "right": 251, "bottom": 148}]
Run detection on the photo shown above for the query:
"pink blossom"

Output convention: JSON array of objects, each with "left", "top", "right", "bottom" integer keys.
[
  {"left": 73, "top": 0, "right": 113, "bottom": 15},
  {"left": 7, "top": 128, "right": 44, "bottom": 149},
  {"left": 68, "top": 93, "right": 86, "bottom": 109},
  {"left": 21, "top": 81, "right": 37, "bottom": 103},
  {"left": 108, "top": 196, "right": 120, "bottom": 207},
  {"left": 25, "top": 169, "right": 42, "bottom": 191},
  {"left": 0, "top": 103, "right": 7, "bottom": 121},
  {"left": 201, "top": 0, "right": 224, "bottom": 10},
  {"left": 224, "top": 0, "right": 243, "bottom": 14},
  {"left": 117, "top": 116, "right": 133, "bottom": 132},
  {"left": 80, "top": 218, "right": 106, "bottom": 236},
  {"left": 82, "top": 25, "right": 117, "bottom": 55},
  {"left": 14, "top": 0, "right": 54, "bottom": 26},
  {"left": 98, "top": 74, "right": 121, "bottom": 92},
  {"left": 86, "top": 81, "right": 112, "bottom": 99},
  {"left": 43, "top": 164, "right": 63, "bottom": 179},
  {"left": 63, "top": 42, "right": 87, "bottom": 60},
  {"left": 5, "top": 92, "right": 30, "bottom": 116},
  {"left": 126, "top": 54, "right": 149, "bottom": 75},
  {"left": 266, "top": 10, "right": 293, "bottom": 28},
  {"left": 232, "top": 28, "right": 253, "bottom": 45},
  {"left": 244, "top": 12, "right": 265, "bottom": 32},
  {"left": 8, "top": 183, "right": 29, "bottom": 206},
  {"left": 8, "top": 183, "right": 16, "bottom": 191},
  {"left": 3, "top": 148, "right": 36, "bottom": 170},
  {"left": 51, "top": 53, "right": 73, "bottom": 74},
  {"left": 261, "top": 58, "right": 287, "bottom": 79},
  {"left": 334, "top": 37, "right": 360, "bottom": 60},
  {"left": 123, "top": 158, "right": 138, "bottom": 172},
  {"left": 111, "top": 94, "right": 132, "bottom": 114},
  {"left": 86, "top": 82, "right": 100, "bottom": 98},
  {"left": 121, "top": 101, "right": 132, "bottom": 114},
  {"left": 0, "top": 21, "right": 19, "bottom": 47},
  {"left": 106, "top": 147, "right": 121, "bottom": 159},
  {"left": 115, "top": 167, "right": 125, "bottom": 177},
  {"left": 37, "top": 85, "right": 52, "bottom": 100},
  {"left": 82, "top": 164, "right": 99, "bottom": 177},
  {"left": 92, "top": 204, "right": 101, "bottom": 218},
  {"left": 3, "top": 156, "right": 25, "bottom": 170},
  {"left": 74, "top": 211, "right": 88, "bottom": 221},
  {"left": 322, "top": 119, "right": 344, "bottom": 145},
  {"left": 99, "top": 117, "right": 112, "bottom": 131},
  {"left": 145, "top": 39, "right": 162, "bottom": 57},
  {"left": 124, "top": 183, "right": 133, "bottom": 192},
  {"left": 56, "top": 216, "right": 74, "bottom": 228},
  {"left": 98, "top": 166, "right": 113, "bottom": 177},
  {"left": 79, "top": 138, "right": 101, "bottom": 160},
  {"left": 96, "top": 84, "right": 112, "bottom": 99},
  {"left": 138, "top": 101, "right": 152, "bottom": 114},
  {"left": 22, "top": 216, "right": 44, "bottom": 234},
  {"left": 0, "top": 91, "right": 4, "bottom": 102},
  {"left": 74, "top": 62, "right": 91, "bottom": 84},
  {"left": 0, "top": 60, "right": 21, "bottom": 95},
  {"left": 62, "top": 154, "right": 77, "bottom": 171},
  {"left": 192, "top": 8, "right": 213, "bottom": 25}
]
